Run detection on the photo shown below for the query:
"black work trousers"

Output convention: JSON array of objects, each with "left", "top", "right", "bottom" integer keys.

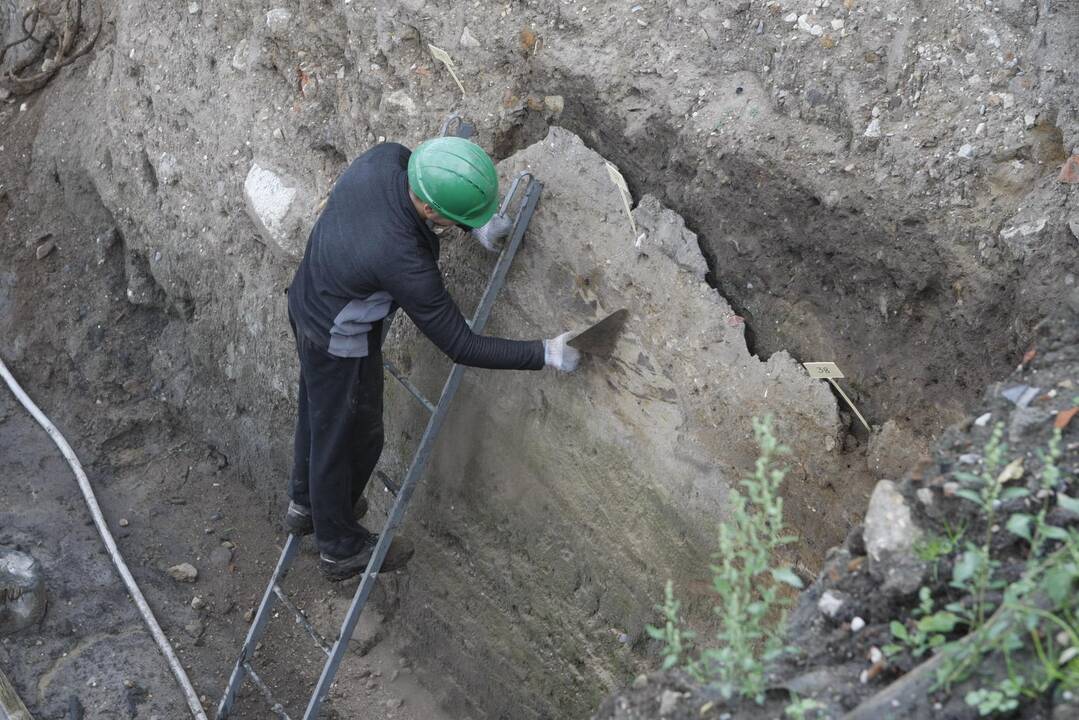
[{"left": 288, "top": 316, "right": 384, "bottom": 559}]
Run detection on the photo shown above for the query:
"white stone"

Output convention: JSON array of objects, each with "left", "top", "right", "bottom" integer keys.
[
  {"left": 658, "top": 690, "right": 682, "bottom": 716},
  {"left": 831, "top": 18, "right": 845, "bottom": 30},
  {"left": 818, "top": 590, "right": 844, "bottom": 618},
  {"left": 798, "top": 14, "right": 824, "bottom": 36},
  {"left": 958, "top": 143, "right": 976, "bottom": 159},
  {"left": 863, "top": 117, "right": 882, "bottom": 138},
  {"left": 864, "top": 480, "right": 925, "bottom": 594},
  {"left": 974, "top": 122, "right": 986, "bottom": 137},
  {"left": 784, "top": 12, "right": 798, "bottom": 22},
  {"left": 381, "top": 89, "right": 417, "bottom": 115},
  {"left": 459, "top": 26, "right": 481, "bottom": 49},
  {"left": 1024, "top": 113, "right": 1036, "bottom": 129},
  {"left": 157, "top": 153, "right": 180, "bottom": 185},
  {"left": 167, "top": 563, "right": 198, "bottom": 583},
  {"left": 265, "top": 8, "right": 292, "bottom": 37},
  {"left": 850, "top": 616, "right": 866, "bottom": 632},
  {"left": 1000, "top": 218, "right": 1048, "bottom": 240},
  {"left": 243, "top": 162, "right": 312, "bottom": 259},
  {"left": 188, "top": 2, "right": 199, "bottom": 14}
]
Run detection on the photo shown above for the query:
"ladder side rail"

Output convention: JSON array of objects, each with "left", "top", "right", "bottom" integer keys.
[
  {"left": 301, "top": 177, "right": 542, "bottom": 720},
  {"left": 215, "top": 533, "right": 301, "bottom": 718}
]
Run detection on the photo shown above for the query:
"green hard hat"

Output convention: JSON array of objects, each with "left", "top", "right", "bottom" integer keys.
[{"left": 407, "top": 137, "right": 500, "bottom": 228}]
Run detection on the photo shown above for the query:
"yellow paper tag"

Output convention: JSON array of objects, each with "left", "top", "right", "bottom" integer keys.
[
  {"left": 802, "top": 361, "right": 845, "bottom": 379},
  {"left": 604, "top": 161, "right": 636, "bottom": 237},
  {"left": 428, "top": 44, "right": 465, "bottom": 94}
]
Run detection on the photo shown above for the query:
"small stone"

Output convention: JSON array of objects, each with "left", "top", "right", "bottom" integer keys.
[
  {"left": 974, "top": 122, "right": 986, "bottom": 137},
  {"left": 942, "top": 481, "right": 960, "bottom": 497},
  {"left": 272, "top": 128, "right": 284, "bottom": 140},
  {"left": 784, "top": 12, "right": 798, "bottom": 22},
  {"left": 243, "top": 608, "right": 255, "bottom": 623},
  {"left": 1069, "top": 218, "right": 1079, "bottom": 239},
  {"left": 191, "top": 595, "right": 207, "bottom": 610},
  {"left": 864, "top": 480, "right": 925, "bottom": 594},
  {"left": 265, "top": 8, "right": 292, "bottom": 38},
  {"left": 544, "top": 95, "right": 565, "bottom": 114},
  {"left": 210, "top": 545, "right": 233, "bottom": 568},
  {"left": 658, "top": 689, "right": 682, "bottom": 716},
  {"left": 863, "top": 117, "right": 882, "bottom": 138},
  {"left": 119, "top": 518, "right": 130, "bottom": 527},
  {"left": 916, "top": 487, "right": 933, "bottom": 506},
  {"left": 1024, "top": 113, "right": 1037, "bottom": 129},
  {"left": 188, "top": 2, "right": 199, "bottom": 14},
  {"left": 869, "top": 646, "right": 884, "bottom": 664},
  {"left": 123, "top": 679, "right": 135, "bottom": 688},
  {"left": 385, "top": 698, "right": 403, "bottom": 710},
  {"left": 168, "top": 563, "right": 198, "bottom": 583},
  {"left": 35, "top": 240, "right": 56, "bottom": 259},
  {"left": 851, "top": 616, "right": 866, "bottom": 632},
  {"left": 818, "top": 590, "right": 845, "bottom": 618},
  {"left": 974, "top": 412, "right": 992, "bottom": 427},
  {"left": 632, "top": 674, "right": 648, "bottom": 689},
  {"left": 1059, "top": 156, "right": 1079, "bottom": 184},
  {"left": 831, "top": 18, "right": 844, "bottom": 29},
  {"left": 1, "top": 549, "right": 47, "bottom": 635},
  {"left": 459, "top": 26, "right": 481, "bottom": 49},
  {"left": 958, "top": 143, "right": 976, "bottom": 159}
]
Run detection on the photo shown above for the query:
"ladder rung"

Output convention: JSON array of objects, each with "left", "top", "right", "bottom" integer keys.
[
  {"left": 243, "top": 662, "right": 293, "bottom": 720},
  {"left": 272, "top": 585, "right": 331, "bottom": 656},
  {"left": 383, "top": 360, "right": 435, "bottom": 413}
]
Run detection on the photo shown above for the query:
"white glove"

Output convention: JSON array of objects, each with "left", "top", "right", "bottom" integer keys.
[
  {"left": 543, "top": 332, "right": 581, "bottom": 372},
  {"left": 471, "top": 213, "right": 513, "bottom": 252}
]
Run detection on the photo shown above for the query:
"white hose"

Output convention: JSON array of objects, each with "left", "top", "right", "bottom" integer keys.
[{"left": 0, "top": 357, "right": 208, "bottom": 720}]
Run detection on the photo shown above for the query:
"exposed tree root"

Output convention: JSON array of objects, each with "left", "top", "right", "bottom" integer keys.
[{"left": 0, "top": 0, "right": 103, "bottom": 96}]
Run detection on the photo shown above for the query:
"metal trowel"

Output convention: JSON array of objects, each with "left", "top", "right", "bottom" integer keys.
[{"left": 568, "top": 309, "right": 629, "bottom": 359}]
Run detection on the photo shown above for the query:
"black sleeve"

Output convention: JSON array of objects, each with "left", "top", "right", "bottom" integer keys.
[{"left": 383, "top": 261, "right": 545, "bottom": 371}]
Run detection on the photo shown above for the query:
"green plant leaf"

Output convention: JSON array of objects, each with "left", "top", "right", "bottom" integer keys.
[
  {"left": 1044, "top": 525, "right": 1070, "bottom": 541},
  {"left": 917, "top": 611, "right": 961, "bottom": 634},
  {"left": 1000, "top": 487, "right": 1030, "bottom": 501},
  {"left": 955, "top": 489, "right": 985, "bottom": 506},
  {"left": 771, "top": 567, "right": 804, "bottom": 589},
  {"left": 1006, "top": 513, "right": 1033, "bottom": 541},
  {"left": 1057, "top": 493, "right": 1079, "bottom": 515},
  {"left": 952, "top": 550, "right": 981, "bottom": 587},
  {"left": 890, "top": 620, "right": 910, "bottom": 642}
]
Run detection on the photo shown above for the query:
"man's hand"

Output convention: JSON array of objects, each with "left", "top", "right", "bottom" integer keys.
[
  {"left": 543, "top": 332, "right": 581, "bottom": 372},
  {"left": 471, "top": 213, "right": 513, "bottom": 252}
]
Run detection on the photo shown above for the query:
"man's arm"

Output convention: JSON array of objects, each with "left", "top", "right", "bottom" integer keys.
[{"left": 382, "top": 261, "right": 545, "bottom": 371}]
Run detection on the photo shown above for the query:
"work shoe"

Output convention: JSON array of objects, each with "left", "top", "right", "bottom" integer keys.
[
  {"left": 319, "top": 534, "right": 415, "bottom": 581},
  {"left": 284, "top": 498, "right": 369, "bottom": 536}
]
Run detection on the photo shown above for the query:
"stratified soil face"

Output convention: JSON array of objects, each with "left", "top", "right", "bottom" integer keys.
[{"left": 2, "top": 0, "right": 1077, "bottom": 717}]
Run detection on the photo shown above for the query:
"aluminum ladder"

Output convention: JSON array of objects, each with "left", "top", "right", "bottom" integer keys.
[{"left": 214, "top": 171, "right": 542, "bottom": 719}]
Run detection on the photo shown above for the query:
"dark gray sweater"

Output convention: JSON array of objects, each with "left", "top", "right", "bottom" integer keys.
[{"left": 287, "top": 143, "right": 544, "bottom": 370}]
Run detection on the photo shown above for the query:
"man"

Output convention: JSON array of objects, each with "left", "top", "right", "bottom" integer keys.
[{"left": 284, "top": 137, "right": 580, "bottom": 581}]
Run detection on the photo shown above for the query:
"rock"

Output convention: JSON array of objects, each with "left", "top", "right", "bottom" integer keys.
[
  {"left": 957, "top": 143, "right": 976, "bottom": 160},
  {"left": 1009, "top": 406, "right": 1054, "bottom": 442},
  {"left": 866, "top": 421, "right": 929, "bottom": 480},
  {"left": 187, "top": 2, "right": 199, "bottom": 15},
  {"left": 633, "top": 196, "right": 708, "bottom": 281},
  {"left": 265, "top": 8, "right": 292, "bottom": 38},
  {"left": 0, "top": 87, "right": 10, "bottom": 101},
  {"left": 381, "top": 89, "right": 417, "bottom": 116},
  {"left": 459, "top": 26, "right": 480, "bottom": 48},
  {"left": 243, "top": 162, "right": 312, "bottom": 259},
  {"left": 1000, "top": 219, "right": 1048, "bottom": 242},
  {"left": 119, "top": 518, "right": 130, "bottom": 527},
  {"left": 658, "top": 689, "right": 682, "bottom": 716},
  {"left": 544, "top": 95, "right": 565, "bottom": 114},
  {"left": 385, "top": 697, "right": 404, "bottom": 709},
  {"left": 209, "top": 545, "right": 233, "bottom": 568},
  {"left": 830, "top": 18, "right": 844, "bottom": 30},
  {"left": 632, "top": 674, "right": 648, "bottom": 689},
  {"left": 94, "top": 227, "right": 119, "bottom": 265},
  {"left": 243, "top": 608, "right": 255, "bottom": 623},
  {"left": 863, "top": 480, "right": 925, "bottom": 595},
  {"left": 36, "top": 239, "right": 56, "bottom": 259},
  {"left": 1, "top": 548, "right": 47, "bottom": 635},
  {"left": 168, "top": 562, "right": 198, "bottom": 583},
  {"left": 1059, "top": 156, "right": 1079, "bottom": 184},
  {"left": 850, "top": 616, "right": 866, "bottom": 632},
  {"left": 797, "top": 14, "right": 823, "bottom": 36},
  {"left": 1069, "top": 219, "right": 1079, "bottom": 240},
  {"left": 157, "top": 153, "right": 180, "bottom": 185},
  {"left": 191, "top": 595, "right": 207, "bottom": 610},
  {"left": 863, "top": 117, "right": 881, "bottom": 139},
  {"left": 817, "top": 590, "right": 845, "bottom": 618}
]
